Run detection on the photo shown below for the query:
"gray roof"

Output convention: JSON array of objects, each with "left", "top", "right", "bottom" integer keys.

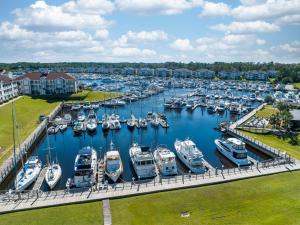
[{"left": 290, "top": 110, "right": 300, "bottom": 121}]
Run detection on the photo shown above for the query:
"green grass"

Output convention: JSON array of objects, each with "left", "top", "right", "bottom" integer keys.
[
  {"left": 66, "top": 90, "right": 121, "bottom": 102},
  {"left": 111, "top": 171, "right": 300, "bottom": 225},
  {"left": 293, "top": 83, "right": 300, "bottom": 89},
  {"left": 0, "top": 96, "right": 59, "bottom": 164},
  {"left": 0, "top": 201, "right": 103, "bottom": 225},
  {"left": 241, "top": 130, "right": 300, "bottom": 159},
  {"left": 255, "top": 105, "right": 278, "bottom": 118}
]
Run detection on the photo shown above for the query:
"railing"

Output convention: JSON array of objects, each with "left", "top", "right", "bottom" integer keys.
[{"left": 0, "top": 158, "right": 295, "bottom": 204}]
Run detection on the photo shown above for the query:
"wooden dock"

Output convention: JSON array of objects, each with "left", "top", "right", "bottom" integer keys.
[
  {"left": 32, "top": 166, "right": 48, "bottom": 190},
  {"left": 97, "top": 160, "right": 105, "bottom": 184}
]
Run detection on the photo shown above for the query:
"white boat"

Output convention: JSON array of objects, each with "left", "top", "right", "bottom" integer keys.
[
  {"left": 77, "top": 111, "right": 86, "bottom": 122},
  {"left": 139, "top": 118, "right": 148, "bottom": 128},
  {"left": 174, "top": 139, "right": 208, "bottom": 173},
  {"left": 73, "top": 146, "right": 98, "bottom": 188},
  {"left": 71, "top": 104, "right": 81, "bottom": 111},
  {"left": 58, "top": 124, "right": 68, "bottom": 132},
  {"left": 150, "top": 116, "right": 160, "bottom": 127},
  {"left": 229, "top": 102, "right": 240, "bottom": 114},
  {"left": 127, "top": 116, "right": 135, "bottom": 130},
  {"left": 104, "top": 142, "right": 123, "bottom": 182},
  {"left": 63, "top": 114, "right": 72, "bottom": 124},
  {"left": 154, "top": 146, "right": 178, "bottom": 176},
  {"left": 129, "top": 144, "right": 156, "bottom": 179},
  {"left": 73, "top": 121, "right": 84, "bottom": 134},
  {"left": 86, "top": 110, "right": 97, "bottom": 132},
  {"left": 215, "top": 138, "right": 251, "bottom": 166},
  {"left": 83, "top": 102, "right": 92, "bottom": 110},
  {"left": 15, "top": 156, "right": 42, "bottom": 192},
  {"left": 47, "top": 126, "right": 59, "bottom": 134},
  {"left": 45, "top": 163, "right": 62, "bottom": 190},
  {"left": 109, "top": 119, "right": 121, "bottom": 130},
  {"left": 216, "top": 100, "right": 226, "bottom": 112}
]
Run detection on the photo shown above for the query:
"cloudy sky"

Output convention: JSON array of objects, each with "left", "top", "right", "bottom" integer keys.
[{"left": 0, "top": 0, "right": 299, "bottom": 63}]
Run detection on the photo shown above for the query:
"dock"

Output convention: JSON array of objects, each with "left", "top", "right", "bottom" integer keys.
[
  {"left": 97, "top": 159, "right": 105, "bottom": 184},
  {"left": 32, "top": 166, "right": 48, "bottom": 190}
]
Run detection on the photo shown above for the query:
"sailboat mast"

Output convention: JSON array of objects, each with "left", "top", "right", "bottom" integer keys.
[{"left": 11, "top": 94, "right": 17, "bottom": 179}]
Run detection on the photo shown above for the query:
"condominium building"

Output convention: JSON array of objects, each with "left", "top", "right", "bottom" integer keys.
[
  {"left": 219, "top": 71, "right": 241, "bottom": 80},
  {"left": 138, "top": 68, "right": 155, "bottom": 76},
  {"left": 16, "top": 72, "right": 78, "bottom": 95},
  {"left": 194, "top": 69, "right": 215, "bottom": 79},
  {"left": 0, "top": 75, "right": 19, "bottom": 104},
  {"left": 173, "top": 68, "right": 193, "bottom": 78},
  {"left": 245, "top": 70, "right": 269, "bottom": 81},
  {"left": 155, "top": 68, "right": 172, "bottom": 77}
]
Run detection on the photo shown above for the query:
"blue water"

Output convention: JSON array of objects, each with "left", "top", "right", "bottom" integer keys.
[{"left": 7, "top": 88, "right": 270, "bottom": 191}]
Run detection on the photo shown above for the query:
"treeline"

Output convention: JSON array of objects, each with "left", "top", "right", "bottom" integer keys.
[{"left": 0, "top": 62, "right": 299, "bottom": 83}]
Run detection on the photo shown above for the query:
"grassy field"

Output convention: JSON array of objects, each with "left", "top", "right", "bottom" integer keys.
[
  {"left": 111, "top": 171, "right": 300, "bottom": 225},
  {"left": 255, "top": 105, "right": 278, "bottom": 118},
  {"left": 0, "top": 96, "right": 59, "bottom": 164},
  {"left": 1, "top": 201, "right": 103, "bottom": 225},
  {"left": 241, "top": 130, "right": 300, "bottom": 159},
  {"left": 0, "top": 91, "right": 120, "bottom": 165},
  {"left": 293, "top": 83, "right": 300, "bottom": 89}
]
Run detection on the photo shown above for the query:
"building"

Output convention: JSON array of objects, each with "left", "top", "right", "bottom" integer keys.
[
  {"left": 245, "top": 70, "right": 269, "bottom": 81},
  {"left": 121, "top": 67, "right": 137, "bottom": 76},
  {"left": 16, "top": 72, "right": 78, "bottom": 95},
  {"left": 138, "top": 68, "right": 155, "bottom": 76},
  {"left": 219, "top": 71, "right": 241, "bottom": 80},
  {"left": 173, "top": 68, "right": 193, "bottom": 78},
  {"left": 194, "top": 69, "right": 214, "bottom": 79},
  {"left": 290, "top": 109, "right": 300, "bottom": 129},
  {"left": 155, "top": 68, "right": 172, "bottom": 77},
  {"left": 0, "top": 75, "right": 19, "bottom": 104}
]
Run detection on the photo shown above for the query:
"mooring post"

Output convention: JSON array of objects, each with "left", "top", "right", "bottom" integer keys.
[{"left": 182, "top": 174, "right": 184, "bottom": 184}]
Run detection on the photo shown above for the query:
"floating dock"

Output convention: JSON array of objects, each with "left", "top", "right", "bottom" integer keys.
[{"left": 32, "top": 166, "right": 48, "bottom": 190}]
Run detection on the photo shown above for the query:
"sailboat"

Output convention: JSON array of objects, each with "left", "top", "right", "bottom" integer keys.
[{"left": 44, "top": 128, "right": 62, "bottom": 190}]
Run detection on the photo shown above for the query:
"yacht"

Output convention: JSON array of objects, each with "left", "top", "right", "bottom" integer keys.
[
  {"left": 229, "top": 102, "right": 240, "bottom": 114},
  {"left": 15, "top": 156, "right": 42, "bottom": 192},
  {"left": 207, "top": 103, "right": 216, "bottom": 113},
  {"left": 73, "top": 146, "right": 97, "bottom": 188},
  {"left": 127, "top": 115, "right": 136, "bottom": 130},
  {"left": 63, "top": 114, "right": 72, "bottom": 125},
  {"left": 139, "top": 118, "right": 148, "bottom": 128},
  {"left": 214, "top": 138, "right": 251, "bottom": 166},
  {"left": 174, "top": 139, "right": 208, "bottom": 173},
  {"left": 102, "top": 114, "right": 110, "bottom": 131},
  {"left": 109, "top": 119, "right": 121, "bottom": 130},
  {"left": 86, "top": 110, "right": 97, "bottom": 132},
  {"left": 104, "top": 142, "right": 123, "bottom": 182},
  {"left": 129, "top": 144, "right": 156, "bottom": 179},
  {"left": 216, "top": 100, "right": 226, "bottom": 112},
  {"left": 45, "top": 162, "right": 62, "bottom": 190},
  {"left": 73, "top": 121, "right": 84, "bottom": 134},
  {"left": 77, "top": 111, "right": 86, "bottom": 122},
  {"left": 58, "top": 124, "right": 68, "bottom": 132},
  {"left": 83, "top": 102, "right": 92, "bottom": 110},
  {"left": 154, "top": 146, "right": 178, "bottom": 176}
]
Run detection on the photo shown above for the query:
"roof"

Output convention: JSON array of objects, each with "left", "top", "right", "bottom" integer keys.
[
  {"left": 78, "top": 146, "right": 95, "bottom": 155},
  {"left": 228, "top": 138, "right": 244, "bottom": 146},
  {"left": 0, "top": 75, "right": 12, "bottom": 83},
  {"left": 291, "top": 110, "right": 300, "bottom": 121},
  {"left": 16, "top": 72, "right": 76, "bottom": 81}
]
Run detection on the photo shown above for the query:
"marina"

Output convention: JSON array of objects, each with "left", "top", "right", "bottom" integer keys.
[{"left": 1, "top": 79, "right": 291, "bottom": 193}]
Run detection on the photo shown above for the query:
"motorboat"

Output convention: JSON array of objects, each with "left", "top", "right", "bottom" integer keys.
[
  {"left": 73, "top": 146, "right": 97, "bottom": 188},
  {"left": 71, "top": 104, "right": 81, "bottom": 111},
  {"left": 215, "top": 138, "right": 251, "bottom": 166},
  {"left": 86, "top": 110, "right": 97, "bottom": 132},
  {"left": 83, "top": 102, "right": 92, "bottom": 110},
  {"left": 139, "top": 118, "right": 148, "bottom": 128},
  {"left": 104, "top": 142, "right": 123, "bottom": 182},
  {"left": 216, "top": 100, "right": 226, "bottom": 112},
  {"left": 102, "top": 114, "right": 110, "bottom": 131},
  {"left": 129, "top": 144, "right": 156, "bottom": 179},
  {"left": 63, "top": 114, "right": 72, "bottom": 125},
  {"left": 127, "top": 115, "right": 136, "bottom": 130},
  {"left": 229, "top": 102, "right": 240, "bottom": 114},
  {"left": 15, "top": 156, "right": 42, "bottom": 192},
  {"left": 73, "top": 121, "right": 84, "bottom": 134},
  {"left": 77, "top": 111, "right": 86, "bottom": 122},
  {"left": 47, "top": 126, "right": 59, "bottom": 134},
  {"left": 154, "top": 146, "right": 178, "bottom": 176},
  {"left": 58, "top": 124, "right": 68, "bottom": 132},
  {"left": 174, "top": 139, "right": 208, "bottom": 173},
  {"left": 45, "top": 162, "right": 62, "bottom": 190}
]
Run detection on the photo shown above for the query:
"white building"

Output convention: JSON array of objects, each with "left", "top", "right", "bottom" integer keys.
[
  {"left": 121, "top": 67, "right": 137, "bottom": 76},
  {"left": 0, "top": 75, "right": 19, "bottom": 104},
  {"left": 245, "top": 70, "right": 268, "bottom": 81},
  {"left": 194, "top": 69, "right": 214, "bottom": 79},
  {"left": 219, "top": 71, "right": 241, "bottom": 80},
  {"left": 173, "top": 68, "right": 193, "bottom": 78},
  {"left": 138, "top": 68, "right": 155, "bottom": 76},
  {"left": 16, "top": 72, "right": 78, "bottom": 95}
]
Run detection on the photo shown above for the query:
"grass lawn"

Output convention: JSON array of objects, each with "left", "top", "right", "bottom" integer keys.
[
  {"left": 111, "top": 171, "right": 300, "bottom": 225},
  {"left": 1, "top": 201, "right": 103, "bottom": 225},
  {"left": 293, "top": 83, "right": 300, "bottom": 89},
  {"left": 0, "top": 96, "right": 59, "bottom": 164},
  {"left": 0, "top": 91, "right": 121, "bottom": 165},
  {"left": 255, "top": 105, "right": 278, "bottom": 118},
  {"left": 241, "top": 130, "right": 300, "bottom": 159}
]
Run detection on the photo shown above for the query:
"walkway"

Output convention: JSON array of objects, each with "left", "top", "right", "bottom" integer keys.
[
  {"left": 103, "top": 199, "right": 112, "bottom": 225},
  {"left": 0, "top": 96, "right": 22, "bottom": 108},
  {"left": 0, "top": 160, "right": 299, "bottom": 214}
]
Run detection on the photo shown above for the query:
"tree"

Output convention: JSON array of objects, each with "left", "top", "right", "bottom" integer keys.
[{"left": 264, "top": 95, "right": 274, "bottom": 104}]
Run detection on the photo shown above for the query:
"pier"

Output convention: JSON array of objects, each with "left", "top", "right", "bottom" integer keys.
[
  {"left": 0, "top": 158, "right": 298, "bottom": 214},
  {"left": 32, "top": 166, "right": 48, "bottom": 190}
]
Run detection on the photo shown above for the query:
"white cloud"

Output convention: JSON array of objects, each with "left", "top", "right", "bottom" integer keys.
[
  {"left": 170, "top": 38, "right": 193, "bottom": 51},
  {"left": 13, "top": 0, "right": 111, "bottom": 30},
  {"left": 271, "top": 41, "right": 300, "bottom": 54},
  {"left": 240, "top": 0, "right": 267, "bottom": 6},
  {"left": 275, "top": 14, "right": 300, "bottom": 25},
  {"left": 232, "top": 0, "right": 300, "bottom": 21},
  {"left": 115, "top": 0, "right": 203, "bottom": 15},
  {"left": 199, "top": 2, "right": 231, "bottom": 17},
  {"left": 212, "top": 21, "right": 280, "bottom": 33},
  {"left": 0, "top": 22, "right": 34, "bottom": 40},
  {"left": 95, "top": 29, "right": 109, "bottom": 39},
  {"left": 111, "top": 47, "right": 156, "bottom": 57},
  {"left": 63, "top": 0, "right": 114, "bottom": 15}
]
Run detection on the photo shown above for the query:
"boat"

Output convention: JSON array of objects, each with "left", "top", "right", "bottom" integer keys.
[
  {"left": 73, "top": 146, "right": 98, "bottom": 188},
  {"left": 207, "top": 103, "right": 216, "bottom": 113},
  {"left": 229, "top": 102, "right": 240, "bottom": 114},
  {"left": 127, "top": 115, "right": 136, "bottom": 130},
  {"left": 104, "top": 142, "right": 123, "bottom": 182},
  {"left": 77, "top": 111, "right": 86, "bottom": 122},
  {"left": 63, "top": 114, "right": 72, "bottom": 124},
  {"left": 129, "top": 144, "right": 156, "bottom": 179},
  {"left": 215, "top": 138, "right": 251, "bottom": 166},
  {"left": 83, "top": 102, "right": 92, "bottom": 110},
  {"left": 45, "top": 162, "right": 62, "bottom": 190},
  {"left": 154, "top": 146, "right": 178, "bottom": 176},
  {"left": 174, "top": 139, "right": 208, "bottom": 173},
  {"left": 150, "top": 115, "right": 160, "bottom": 127},
  {"left": 109, "top": 119, "right": 121, "bottom": 130},
  {"left": 73, "top": 121, "right": 84, "bottom": 134},
  {"left": 47, "top": 126, "right": 59, "bottom": 134},
  {"left": 15, "top": 156, "right": 42, "bottom": 192},
  {"left": 139, "top": 118, "right": 148, "bottom": 128},
  {"left": 102, "top": 114, "right": 110, "bottom": 131},
  {"left": 216, "top": 100, "right": 226, "bottom": 112},
  {"left": 71, "top": 104, "right": 81, "bottom": 111},
  {"left": 58, "top": 124, "right": 68, "bottom": 132},
  {"left": 86, "top": 110, "right": 97, "bottom": 132}
]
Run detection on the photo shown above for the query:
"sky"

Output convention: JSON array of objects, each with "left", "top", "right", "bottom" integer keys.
[{"left": 0, "top": 0, "right": 299, "bottom": 63}]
